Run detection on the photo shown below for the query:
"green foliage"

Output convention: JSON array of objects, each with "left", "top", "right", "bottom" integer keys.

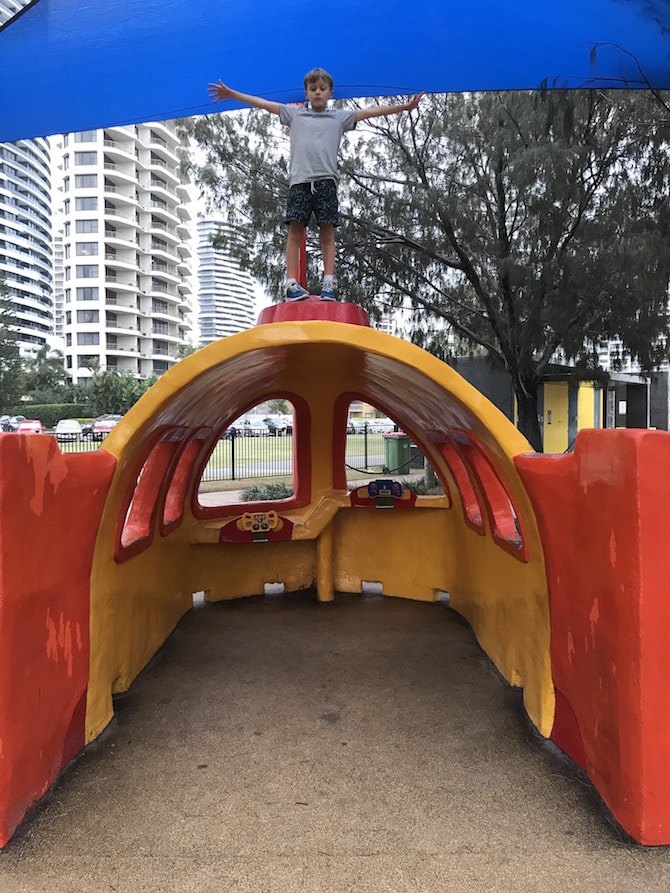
[
  {"left": 23, "top": 345, "right": 68, "bottom": 400},
  {"left": 240, "top": 482, "right": 294, "bottom": 501},
  {"left": 8, "top": 404, "right": 91, "bottom": 428},
  {"left": 183, "top": 92, "right": 670, "bottom": 451},
  {"left": 399, "top": 477, "right": 444, "bottom": 496},
  {"left": 0, "top": 273, "right": 25, "bottom": 412},
  {"left": 87, "top": 369, "right": 154, "bottom": 416},
  {"left": 268, "top": 398, "right": 289, "bottom": 414}
]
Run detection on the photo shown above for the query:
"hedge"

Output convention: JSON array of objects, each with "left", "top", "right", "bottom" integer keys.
[{"left": 6, "top": 404, "right": 92, "bottom": 429}]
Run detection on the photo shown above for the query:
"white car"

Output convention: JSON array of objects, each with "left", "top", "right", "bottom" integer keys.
[
  {"left": 369, "top": 418, "right": 397, "bottom": 433},
  {"left": 54, "top": 419, "right": 83, "bottom": 442},
  {"left": 241, "top": 418, "right": 269, "bottom": 436}
]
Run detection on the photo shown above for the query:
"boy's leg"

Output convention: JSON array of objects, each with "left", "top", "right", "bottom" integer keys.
[
  {"left": 284, "top": 184, "right": 310, "bottom": 300},
  {"left": 285, "top": 220, "right": 309, "bottom": 300},
  {"left": 286, "top": 220, "right": 305, "bottom": 282},
  {"left": 313, "top": 180, "right": 339, "bottom": 300},
  {"left": 319, "top": 223, "right": 335, "bottom": 278},
  {"left": 319, "top": 224, "right": 337, "bottom": 300}
]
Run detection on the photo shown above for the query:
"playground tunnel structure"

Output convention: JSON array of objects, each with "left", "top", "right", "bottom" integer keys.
[{"left": 1, "top": 298, "right": 670, "bottom": 846}]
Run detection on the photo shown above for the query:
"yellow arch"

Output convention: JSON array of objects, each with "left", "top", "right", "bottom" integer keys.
[{"left": 87, "top": 321, "right": 553, "bottom": 742}]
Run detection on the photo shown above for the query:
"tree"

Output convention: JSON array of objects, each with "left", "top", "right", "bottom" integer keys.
[
  {"left": 87, "top": 369, "right": 154, "bottom": 416},
  {"left": 0, "top": 273, "right": 25, "bottom": 411},
  {"left": 23, "top": 344, "right": 69, "bottom": 403},
  {"left": 181, "top": 91, "right": 670, "bottom": 449}
]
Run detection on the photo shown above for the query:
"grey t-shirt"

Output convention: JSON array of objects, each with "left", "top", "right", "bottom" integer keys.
[{"left": 279, "top": 105, "right": 357, "bottom": 186}]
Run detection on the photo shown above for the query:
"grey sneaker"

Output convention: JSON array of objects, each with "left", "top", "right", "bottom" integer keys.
[
  {"left": 286, "top": 282, "right": 309, "bottom": 301},
  {"left": 320, "top": 284, "right": 337, "bottom": 301}
]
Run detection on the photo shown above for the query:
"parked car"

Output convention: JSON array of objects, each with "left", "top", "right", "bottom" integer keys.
[
  {"left": 54, "top": 419, "right": 83, "bottom": 442},
  {"left": 91, "top": 414, "right": 122, "bottom": 441},
  {"left": 263, "top": 415, "right": 292, "bottom": 436},
  {"left": 369, "top": 418, "right": 397, "bottom": 433},
  {"left": 347, "top": 419, "right": 368, "bottom": 434},
  {"left": 80, "top": 420, "right": 94, "bottom": 439},
  {"left": 242, "top": 418, "right": 270, "bottom": 437},
  {"left": 17, "top": 419, "right": 45, "bottom": 434},
  {"left": 0, "top": 415, "right": 10, "bottom": 432},
  {"left": 6, "top": 415, "right": 26, "bottom": 432}
]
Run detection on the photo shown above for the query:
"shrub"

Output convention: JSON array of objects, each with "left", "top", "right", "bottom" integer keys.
[
  {"left": 6, "top": 403, "right": 91, "bottom": 428},
  {"left": 241, "top": 482, "right": 294, "bottom": 502}
]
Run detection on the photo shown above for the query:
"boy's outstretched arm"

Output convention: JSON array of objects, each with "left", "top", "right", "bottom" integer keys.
[
  {"left": 355, "top": 92, "right": 425, "bottom": 122},
  {"left": 207, "top": 80, "right": 281, "bottom": 115}
]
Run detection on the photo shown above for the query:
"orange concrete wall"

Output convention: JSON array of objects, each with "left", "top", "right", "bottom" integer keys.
[
  {"left": 0, "top": 435, "right": 115, "bottom": 846},
  {"left": 516, "top": 429, "right": 670, "bottom": 845}
]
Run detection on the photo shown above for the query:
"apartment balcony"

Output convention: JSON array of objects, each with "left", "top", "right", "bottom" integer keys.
[
  {"left": 145, "top": 203, "right": 181, "bottom": 227},
  {"left": 145, "top": 155, "right": 181, "bottom": 184},
  {"left": 104, "top": 256, "right": 141, "bottom": 278},
  {"left": 102, "top": 137, "right": 137, "bottom": 163},
  {"left": 145, "top": 218, "right": 179, "bottom": 242},
  {"left": 105, "top": 342, "right": 141, "bottom": 356},
  {"left": 103, "top": 183, "right": 139, "bottom": 209},
  {"left": 103, "top": 160, "right": 139, "bottom": 184},
  {"left": 104, "top": 228, "right": 139, "bottom": 250},
  {"left": 104, "top": 205, "right": 136, "bottom": 226},
  {"left": 103, "top": 276, "right": 136, "bottom": 295},
  {"left": 104, "top": 291, "right": 140, "bottom": 311}
]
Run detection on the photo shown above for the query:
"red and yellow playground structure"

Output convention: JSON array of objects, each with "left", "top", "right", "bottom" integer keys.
[{"left": 1, "top": 299, "right": 670, "bottom": 846}]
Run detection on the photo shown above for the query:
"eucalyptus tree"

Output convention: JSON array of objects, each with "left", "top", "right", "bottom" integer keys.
[{"left": 182, "top": 90, "right": 670, "bottom": 449}]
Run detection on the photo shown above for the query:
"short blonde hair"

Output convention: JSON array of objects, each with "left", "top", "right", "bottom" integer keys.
[{"left": 303, "top": 68, "right": 334, "bottom": 91}]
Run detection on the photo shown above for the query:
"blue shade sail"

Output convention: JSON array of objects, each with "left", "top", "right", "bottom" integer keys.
[{"left": 1, "top": 0, "right": 669, "bottom": 141}]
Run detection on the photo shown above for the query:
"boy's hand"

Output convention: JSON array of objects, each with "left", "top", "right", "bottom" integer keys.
[
  {"left": 208, "top": 80, "right": 233, "bottom": 103},
  {"left": 404, "top": 92, "right": 425, "bottom": 112}
]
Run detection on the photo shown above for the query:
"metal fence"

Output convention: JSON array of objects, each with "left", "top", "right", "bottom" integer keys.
[{"left": 52, "top": 426, "right": 425, "bottom": 482}]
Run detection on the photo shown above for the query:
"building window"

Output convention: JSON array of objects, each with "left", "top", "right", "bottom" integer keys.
[
  {"left": 75, "top": 131, "right": 97, "bottom": 142},
  {"left": 65, "top": 312, "right": 72, "bottom": 325},
  {"left": 66, "top": 333, "right": 72, "bottom": 346},
  {"left": 76, "top": 265, "right": 99, "bottom": 278},
  {"left": 77, "top": 333, "right": 100, "bottom": 346},
  {"left": 76, "top": 287, "right": 99, "bottom": 301},
  {"left": 76, "top": 242, "right": 99, "bottom": 256},
  {"left": 77, "top": 309, "right": 99, "bottom": 324},
  {"left": 75, "top": 197, "right": 98, "bottom": 211},
  {"left": 75, "top": 151, "right": 97, "bottom": 165},
  {"left": 75, "top": 174, "right": 98, "bottom": 189},
  {"left": 76, "top": 220, "right": 98, "bottom": 233}
]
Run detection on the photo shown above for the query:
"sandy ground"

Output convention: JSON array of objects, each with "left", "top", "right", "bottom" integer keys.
[{"left": 2, "top": 593, "right": 669, "bottom": 892}]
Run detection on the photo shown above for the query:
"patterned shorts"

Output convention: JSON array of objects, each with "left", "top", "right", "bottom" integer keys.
[{"left": 284, "top": 179, "right": 340, "bottom": 227}]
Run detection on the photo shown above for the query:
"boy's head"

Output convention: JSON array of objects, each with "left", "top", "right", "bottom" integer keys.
[
  {"left": 303, "top": 68, "right": 334, "bottom": 110},
  {"left": 303, "top": 68, "right": 334, "bottom": 92}
]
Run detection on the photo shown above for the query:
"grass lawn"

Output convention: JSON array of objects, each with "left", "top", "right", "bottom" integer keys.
[{"left": 58, "top": 431, "right": 414, "bottom": 491}]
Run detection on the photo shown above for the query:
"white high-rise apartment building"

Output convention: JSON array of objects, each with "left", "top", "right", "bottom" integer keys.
[
  {"left": 197, "top": 218, "right": 256, "bottom": 345},
  {"left": 0, "top": 137, "right": 53, "bottom": 356},
  {"left": 56, "top": 122, "right": 193, "bottom": 384}
]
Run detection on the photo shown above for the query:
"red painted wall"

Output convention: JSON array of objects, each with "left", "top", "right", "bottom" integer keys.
[
  {"left": 516, "top": 429, "right": 670, "bottom": 845},
  {"left": 0, "top": 436, "right": 115, "bottom": 846}
]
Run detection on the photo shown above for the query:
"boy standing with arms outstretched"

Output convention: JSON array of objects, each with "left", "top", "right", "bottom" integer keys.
[{"left": 208, "top": 68, "right": 423, "bottom": 301}]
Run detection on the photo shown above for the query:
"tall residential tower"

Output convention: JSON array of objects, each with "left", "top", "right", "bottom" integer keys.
[
  {"left": 197, "top": 218, "right": 256, "bottom": 345},
  {"left": 0, "top": 138, "right": 53, "bottom": 356},
  {"left": 56, "top": 122, "right": 193, "bottom": 383}
]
